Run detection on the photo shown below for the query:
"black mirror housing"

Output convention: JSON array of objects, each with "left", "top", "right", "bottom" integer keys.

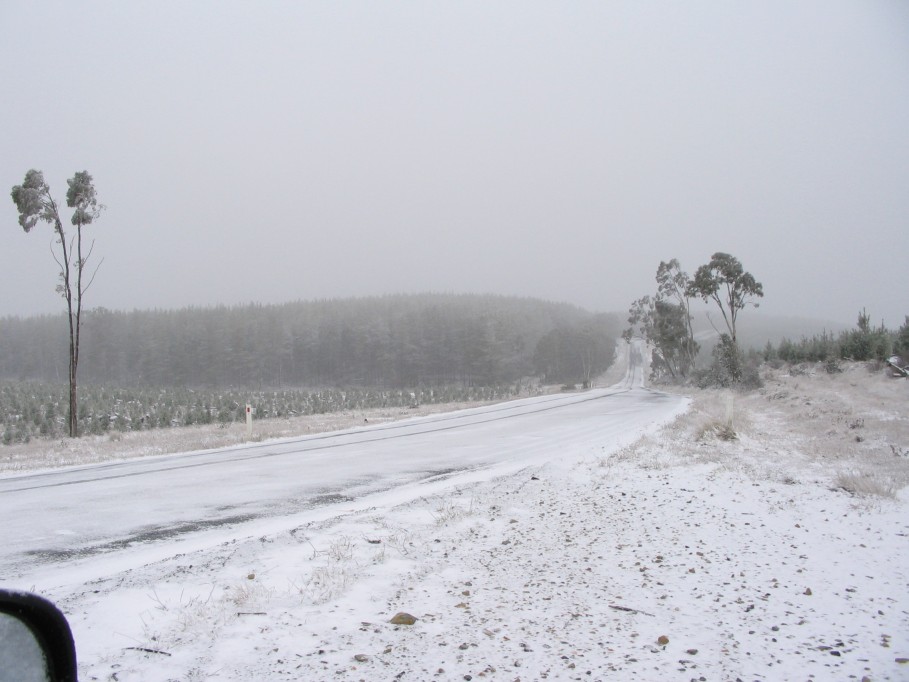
[{"left": 0, "top": 589, "right": 77, "bottom": 682}]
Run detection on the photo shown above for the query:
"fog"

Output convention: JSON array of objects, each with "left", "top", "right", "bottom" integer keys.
[{"left": 1, "top": 1, "right": 907, "bottom": 326}]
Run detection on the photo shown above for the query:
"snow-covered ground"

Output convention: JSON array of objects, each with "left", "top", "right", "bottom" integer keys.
[{"left": 7, "top": 357, "right": 909, "bottom": 681}]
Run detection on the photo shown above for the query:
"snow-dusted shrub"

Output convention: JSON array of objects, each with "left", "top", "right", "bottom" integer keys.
[
  {"left": 696, "top": 420, "right": 738, "bottom": 442},
  {"left": 824, "top": 358, "right": 843, "bottom": 374},
  {"left": 695, "top": 335, "right": 762, "bottom": 390}
]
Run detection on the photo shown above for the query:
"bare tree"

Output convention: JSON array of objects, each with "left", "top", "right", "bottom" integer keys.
[{"left": 11, "top": 170, "right": 104, "bottom": 437}]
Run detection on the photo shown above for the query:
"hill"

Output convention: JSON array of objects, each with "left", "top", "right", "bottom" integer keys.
[{"left": 0, "top": 294, "right": 620, "bottom": 389}]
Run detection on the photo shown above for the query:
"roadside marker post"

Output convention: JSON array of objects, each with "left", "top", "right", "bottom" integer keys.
[{"left": 246, "top": 404, "right": 253, "bottom": 438}]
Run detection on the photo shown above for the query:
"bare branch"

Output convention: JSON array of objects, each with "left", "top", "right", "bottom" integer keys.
[
  {"left": 81, "top": 238, "right": 97, "bottom": 266},
  {"left": 82, "top": 256, "right": 105, "bottom": 296},
  {"left": 49, "top": 238, "right": 65, "bottom": 271},
  {"left": 609, "top": 603, "right": 655, "bottom": 617},
  {"left": 705, "top": 311, "right": 723, "bottom": 337}
]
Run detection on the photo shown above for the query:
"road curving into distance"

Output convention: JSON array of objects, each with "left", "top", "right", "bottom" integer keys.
[{"left": 1, "top": 340, "right": 685, "bottom": 586}]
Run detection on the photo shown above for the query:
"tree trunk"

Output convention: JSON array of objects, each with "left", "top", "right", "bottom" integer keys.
[
  {"left": 66, "top": 308, "right": 79, "bottom": 438},
  {"left": 69, "top": 360, "right": 78, "bottom": 438},
  {"left": 59, "top": 219, "right": 79, "bottom": 439}
]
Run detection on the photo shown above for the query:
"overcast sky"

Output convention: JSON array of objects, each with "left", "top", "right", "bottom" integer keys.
[{"left": 1, "top": 1, "right": 907, "bottom": 327}]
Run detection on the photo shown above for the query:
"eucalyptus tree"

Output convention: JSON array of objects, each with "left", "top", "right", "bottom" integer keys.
[
  {"left": 656, "top": 259, "right": 699, "bottom": 370},
  {"left": 687, "top": 252, "right": 763, "bottom": 346},
  {"left": 623, "top": 294, "right": 694, "bottom": 380},
  {"left": 623, "top": 258, "right": 700, "bottom": 379},
  {"left": 10, "top": 170, "right": 104, "bottom": 437}
]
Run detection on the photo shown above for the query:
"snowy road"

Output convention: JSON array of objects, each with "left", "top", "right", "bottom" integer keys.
[
  {"left": 6, "top": 355, "right": 906, "bottom": 682},
  {"left": 1, "top": 348, "right": 684, "bottom": 587}
]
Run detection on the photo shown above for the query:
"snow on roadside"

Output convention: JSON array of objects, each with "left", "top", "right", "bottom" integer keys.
[{"left": 47, "top": 364, "right": 909, "bottom": 681}]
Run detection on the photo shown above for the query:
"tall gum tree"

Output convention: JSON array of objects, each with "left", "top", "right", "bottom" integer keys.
[
  {"left": 655, "top": 259, "right": 699, "bottom": 373},
  {"left": 687, "top": 252, "right": 763, "bottom": 346},
  {"left": 623, "top": 259, "right": 700, "bottom": 380},
  {"left": 11, "top": 169, "right": 104, "bottom": 437}
]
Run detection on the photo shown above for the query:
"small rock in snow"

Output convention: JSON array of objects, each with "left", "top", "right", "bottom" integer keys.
[{"left": 389, "top": 612, "right": 417, "bottom": 625}]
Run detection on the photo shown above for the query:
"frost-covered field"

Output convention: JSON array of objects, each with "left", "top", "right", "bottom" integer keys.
[{"left": 18, "top": 362, "right": 909, "bottom": 681}]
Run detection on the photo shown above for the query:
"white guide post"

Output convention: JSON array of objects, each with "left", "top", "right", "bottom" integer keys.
[{"left": 246, "top": 404, "right": 253, "bottom": 437}]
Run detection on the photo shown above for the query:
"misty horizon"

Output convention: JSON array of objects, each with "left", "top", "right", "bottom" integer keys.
[
  {"left": 2, "top": 2, "right": 907, "bottom": 327},
  {"left": 0, "top": 288, "right": 861, "bottom": 336}
]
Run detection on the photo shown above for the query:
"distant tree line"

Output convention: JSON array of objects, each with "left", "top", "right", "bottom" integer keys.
[
  {"left": 0, "top": 294, "right": 619, "bottom": 390},
  {"left": 764, "top": 310, "right": 909, "bottom": 366}
]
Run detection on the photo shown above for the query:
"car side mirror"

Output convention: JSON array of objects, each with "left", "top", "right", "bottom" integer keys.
[{"left": 0, "top": 589, "right": 77, "bottom": 682}]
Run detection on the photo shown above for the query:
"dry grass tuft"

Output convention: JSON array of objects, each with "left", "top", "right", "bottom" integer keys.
[
  {"left": 833, "top": 470, "right": 897, "bottom": 498},
  {"left": 696, "top": 420, "right": 738, "bottom": 442}
]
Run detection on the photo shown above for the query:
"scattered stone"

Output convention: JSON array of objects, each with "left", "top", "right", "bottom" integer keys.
[
  {"left": 353, "top": 654, "right": 369, "bottom": 662},
  {"left": 657, "top": 635, "right": 670, "bottom": 646},
  {"left": 389, "top": 612, "right": 417, "bottom": 625},
  {"left": 804, "top": 588, "right": 812, "bottom": 596},
  {"left": 686, "top": 648, "right": 698, "bottom": 655},
  {"left": 247, "top": 573, "right": 255, "bottom": 580},
  {"left": 896, "top": 658, "right": 909, "bottom": 664}
]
